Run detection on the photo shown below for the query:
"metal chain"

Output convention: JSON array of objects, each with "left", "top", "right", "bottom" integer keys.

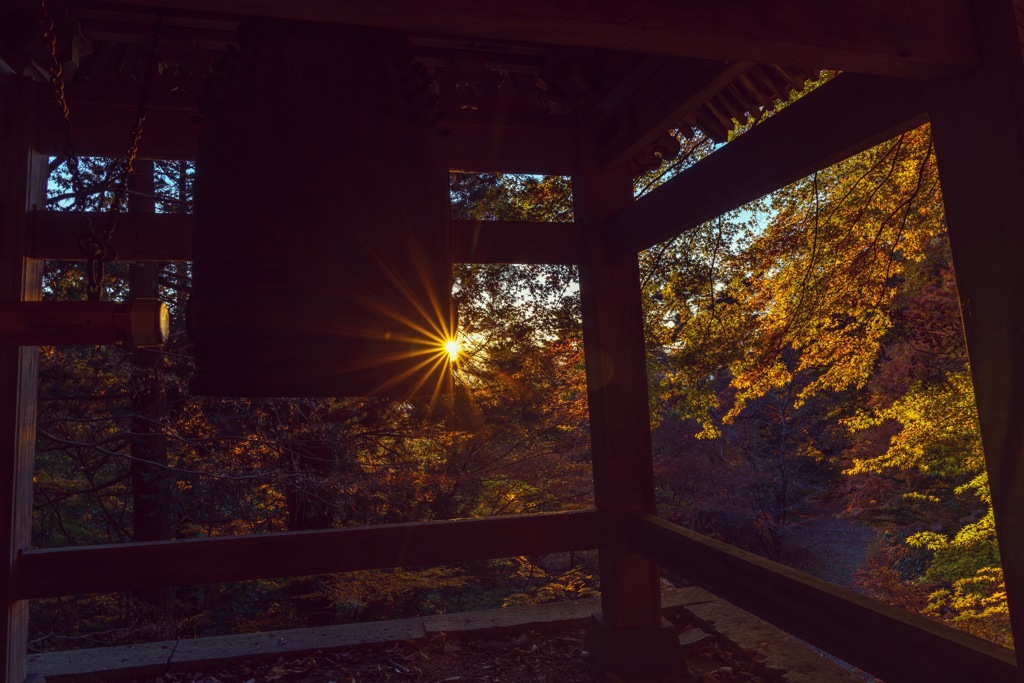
[
  {"left": 39, "top": 0, "right": 162, "bottom": 301},
  {"left": 39, "top": 0, "right": 85, "bottom": 209},
  {"left": 108, "top": 12, "right": 163, "bottom": 223}
]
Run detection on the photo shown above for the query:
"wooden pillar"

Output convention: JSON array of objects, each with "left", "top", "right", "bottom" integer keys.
[
  {"left": 128, "top": 162, "right": 173, "bottom": 617},
  {"left": 0, "top": 76, "right": 45, "bottom": 683},
  {"left": 928, "top": 0, "right": 1024, "bottom": 670},
  {"left": 574, "top": 125, "right": 681, "bottom": 674}
]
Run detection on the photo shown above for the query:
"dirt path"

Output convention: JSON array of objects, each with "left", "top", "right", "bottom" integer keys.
[{"left": 779, "top": 516, "right": 875, "bottom": 587}]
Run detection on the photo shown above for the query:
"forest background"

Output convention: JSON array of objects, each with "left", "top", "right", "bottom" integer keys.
[{"left": 30, "top": 79, "right": 1008, "bottom": 655}]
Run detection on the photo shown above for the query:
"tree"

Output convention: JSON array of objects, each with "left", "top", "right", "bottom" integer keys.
[{"left": 31, "top": 165, "right": 602, "bottom": 649}]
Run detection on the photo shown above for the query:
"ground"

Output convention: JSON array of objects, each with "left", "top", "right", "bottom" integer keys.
[{"left": 135, "top": 622, "right": 780, "bottom": 683}]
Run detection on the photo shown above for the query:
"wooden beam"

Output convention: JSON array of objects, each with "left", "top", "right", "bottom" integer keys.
[
  {"left": 75, "top": 12, "right": 237, "bottom": 49},
  {"left": 34, "top": 83, "right": 578, "bottom": 174},
  {"left": 29, "top": 210, "right": 193, "bottom": 261},
  {"left": 82, "top": 0, "right": 978, "bottom": 78},
  {"left": 0, "top": 74, "right": 46, "bottom": 683},
  {"left": 606, "top": 73, "right": 929, "bottom": 256},
  {"left": 663, "top": 514, "right": 1020, "bottom": 677},
  {"left": 927, "top": 0, "right": 1024, "bottom": 670},
  {"left": 631, "top": 513, "right": 1017, "bottom": 683},
  {"left": 34, "top": 83, "right": 202, "bottom": 161},
  {"left": 0, "top": 300, "right": 168, "bottom": 346},
  {"left": 13, "top": 510, "right": 601, "bottom": 599},
  {"left": 452, "top": 220, "right": 582, "bottom": 264},
  {"left": 444, "top": 121, "right": 577, "bottom": 176},
  {"left": 595, "top": 59, "right": 751, "bottom": 168},
  {"left": 30, "top": 210, "right": 581, "bottom": 265}
]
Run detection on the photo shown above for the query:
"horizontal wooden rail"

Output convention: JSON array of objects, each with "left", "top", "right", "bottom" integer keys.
[
  {"left": 446, "top": 121, "right": 578, "bottom": 176},
  {"left": 606, "top": 74, "right": 930, "bottom": 257},
  {"left": 14, "top": 510, "right": 601, "bottom": 600},
  {"left": 30, "top": 210, "right": 582, "bottom": 265},
  {"left": 34, "top": 84, "right": 202, "bottom": 162},
  {"left": 451, "top": 219, "right": 582, "bottom": 264},
  {"left": 29, "top": 210, "right": 193, "bottom": 262},
  {"left": 629, "top": 513, "right": 1017, "bottom": 683}
]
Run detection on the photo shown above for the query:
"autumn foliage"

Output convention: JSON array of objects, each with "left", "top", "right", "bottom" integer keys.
[{"left": 32, "top": 90, "right": 1010, "bottom": 651}]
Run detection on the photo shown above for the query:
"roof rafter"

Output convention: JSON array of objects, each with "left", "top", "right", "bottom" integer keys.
[
  {"left": 594, "top": 58, "right": 753, "bottom": 168},
  {"left": 74, "top": 0, "right": 979, "bottom": 78}
]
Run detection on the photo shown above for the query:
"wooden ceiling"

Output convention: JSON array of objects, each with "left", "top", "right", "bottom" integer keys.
[
  {"left": 2, "top": 1, "right": 976, "bottom": 175},
  {"left": 40, "top": 0, "right": 978, "bottom": 76}
]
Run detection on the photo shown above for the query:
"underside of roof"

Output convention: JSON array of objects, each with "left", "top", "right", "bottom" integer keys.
[{"left": 4, "top": 1, "right": 821, "bottom": 173}]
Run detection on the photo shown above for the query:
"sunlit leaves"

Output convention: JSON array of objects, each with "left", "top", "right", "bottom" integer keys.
[
  {"left": 846, "top": 368, "right": 983, "bottom": 477},
  {"left": 642, "top": 214, "right": 753, "bottom": 434},
  {"left": 645, "top": 117, "right": 1006, "bottom": 642},
  {"left": 450, "top": 173, "right": 572, "bottom": 223},
  {"left": 905, "top": 492, "right": 1008, "bottom": 646},
  {"left": 729, "top": 126, "right": 942, "bottom": 415}
]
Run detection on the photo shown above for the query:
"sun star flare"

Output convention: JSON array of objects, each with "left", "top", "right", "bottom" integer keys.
[{"left": 444, "top": 339, "right": 461, "bottom": 363}]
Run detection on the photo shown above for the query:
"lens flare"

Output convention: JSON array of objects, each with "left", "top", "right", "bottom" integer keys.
[{"left": 444, "top": 339, "right": 460, "bottom": 363}]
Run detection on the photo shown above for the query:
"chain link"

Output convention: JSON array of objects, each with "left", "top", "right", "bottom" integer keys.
[
  {"left": 109, "top": 12, "right": 163, "bottom": 225},
  {"left": 39, "top": 0, "right": 162, "bottom": 301},
  {"left": 39, "top": 1, "right": 85, "bottom": 208}
]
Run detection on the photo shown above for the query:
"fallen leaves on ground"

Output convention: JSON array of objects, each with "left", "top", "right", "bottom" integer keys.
[{"left": 139, "top": 622, "right": 781, "bottom": 683}]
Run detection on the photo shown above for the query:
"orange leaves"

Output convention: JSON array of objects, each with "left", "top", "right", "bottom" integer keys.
[{"left": 706, "top": 125, "right": 944, "bottom": 422}]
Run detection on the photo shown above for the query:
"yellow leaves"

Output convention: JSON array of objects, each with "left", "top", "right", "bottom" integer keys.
[
  {"left": 923, "top": 567, "right": 1010, "bottom": 646},
  {"left": 695, "top": 423, "right": 722, "bottom": 440},
  {"left": 956, "top": 472, "right": 992, "bottom": 505},
  {"left": 898, "top": 490, "right": 1006, "bottom": 640},
  {"left": 907, "top": 530, "right": 949, "bottom": 552},
  {"left": 902, "top": 491, "right": 940, "bottom": 504},
  {"left": 501, "top": 592, "right": 534, "bottom": 607},
  {"left": 725, "top": 357, "right": 791, "bottom": 424},
  {"left": 842, "top": 457, "right": 873, "bottom": 476},
  {"left": 799, "top": 443, "right": 826, "bottom": 462},
  {"left": 844, "top": 368, "right": 983, "bottom": 478},
  {"left": 844, "top": 361, "right": 1005, "bottom": 641},
  {"left": 337, "top": 566, "right": 472, "bottom": 615},
  {"left": 499, "top": 564, "right": 595, "bottom": 606}
]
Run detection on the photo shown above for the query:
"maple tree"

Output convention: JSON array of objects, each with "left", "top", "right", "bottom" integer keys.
[{"left": 643, "top": 119, "right": 1007, "bottom": 643}]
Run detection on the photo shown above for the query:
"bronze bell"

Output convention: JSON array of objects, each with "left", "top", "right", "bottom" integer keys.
[{"left": 188, "top": 21, "right": 455, "bottom": 398}]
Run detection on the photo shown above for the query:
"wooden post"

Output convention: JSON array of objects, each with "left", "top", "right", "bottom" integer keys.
[
  {"left": 928, "top": 0, "right": 1024, "bottom": 670},
  {"left": 0, "top": 76, "right": 45, "bottom": 683},
  {"left": 574, "top": 124, "right": 681, "bottom": 674},
  {"left": 128, "top": 162, "right": 174, "bottom": 618}
]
